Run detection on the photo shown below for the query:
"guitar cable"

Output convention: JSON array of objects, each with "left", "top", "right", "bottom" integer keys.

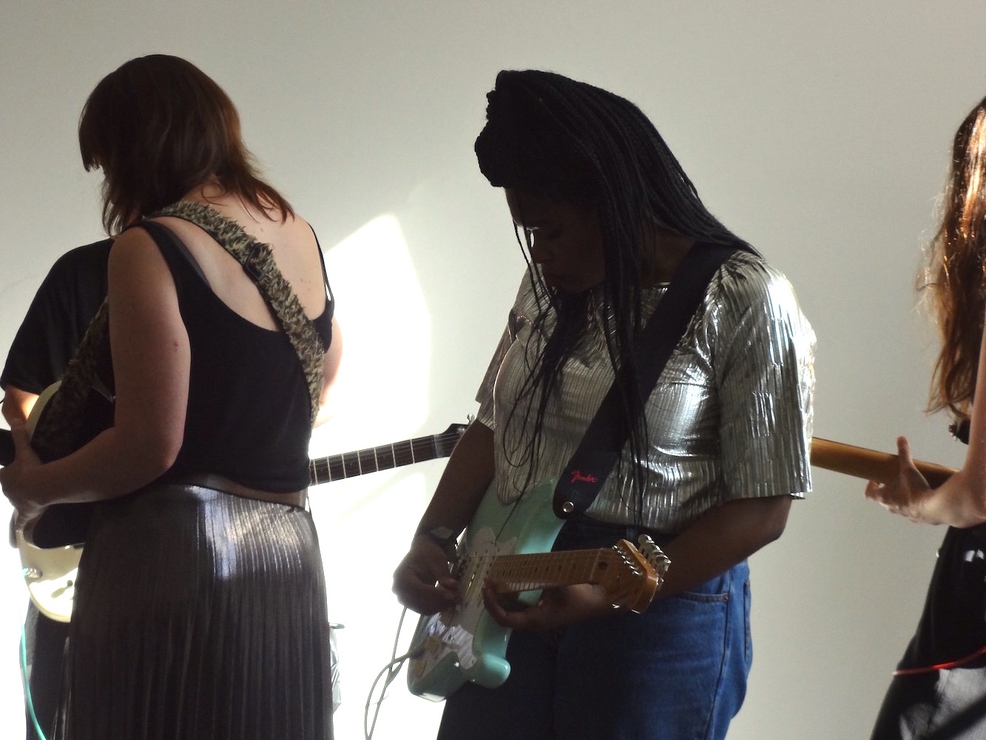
[
  {"left": 20, "top": 622, "right": 49, "bottom": 740},
  {"left": 363, "top": 606, "right": 417, "bottom": 740},
  {"left": 892, "top": 644, "right": 986, "bottom": 676},
  {"left": 365, "top": 517, "right": 523, "bottom": 739}
]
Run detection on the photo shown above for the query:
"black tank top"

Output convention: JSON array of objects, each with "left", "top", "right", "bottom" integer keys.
[{"left": 138, "top": 220, "right": 332, "bottom": 492}]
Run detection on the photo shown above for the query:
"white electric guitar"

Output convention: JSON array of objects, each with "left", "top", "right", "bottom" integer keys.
[{"left": 2, "top": 391, "right": 465, "bottom": 623}]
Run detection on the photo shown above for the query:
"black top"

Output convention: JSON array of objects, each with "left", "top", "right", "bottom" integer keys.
[
  {"left": 1, "top": 239, "right": 112, "bottom": 394},
  {"left": 138, "top": 220, "right": 333, "bottom": 493},
  {"left": 898, "top": 524, "right": 986, "bottom": 670}
]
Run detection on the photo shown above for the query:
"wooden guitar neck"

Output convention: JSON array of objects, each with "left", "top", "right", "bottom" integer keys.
[
  {"left": 810, "top": 437, "right": 956, "bottom": 487},
  {"left": 486, "top": 540, "right": 659, "bottom": 615}
]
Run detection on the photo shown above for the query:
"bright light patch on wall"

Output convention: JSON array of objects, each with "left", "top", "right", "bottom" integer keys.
[
  {"left": 303, "top": 216, "right": 446, "bottom": 739},
  {"left": 312, "top": 214, "right": 431, "bottom": 455}
]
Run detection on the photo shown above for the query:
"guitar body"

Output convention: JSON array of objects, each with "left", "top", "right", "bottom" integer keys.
[
  {"left": 407, "top": 478, "right": 563, "bottom": 701},
  {"left": 3, "top": 381, "right": 107, "bottom": 622},
  {"left": 25, "top": 380, "right": 113, "bottom": 549},
  {"left": 16, "top": 529, "right": 80, "bottom": 623}
]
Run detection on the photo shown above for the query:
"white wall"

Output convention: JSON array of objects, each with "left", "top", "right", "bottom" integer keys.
[{"left": 2, "top": 2, "right": 984, "bottom": 738}]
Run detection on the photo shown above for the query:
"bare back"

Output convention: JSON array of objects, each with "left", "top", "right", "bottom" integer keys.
[{"left": 153, "top": 188, "right": 327, "bottom": 332}]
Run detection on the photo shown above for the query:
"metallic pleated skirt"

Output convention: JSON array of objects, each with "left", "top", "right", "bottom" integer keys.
[{"left": 57, "top": 483, "right": 333, "bottom": 740}]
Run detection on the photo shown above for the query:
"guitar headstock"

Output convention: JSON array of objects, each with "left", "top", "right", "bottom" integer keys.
[
  {"left": 601, "top": 539, "right": 659, "bottom": 614},
  {"left": 436, "top": 423, "right": 468, "bottom": 458}
]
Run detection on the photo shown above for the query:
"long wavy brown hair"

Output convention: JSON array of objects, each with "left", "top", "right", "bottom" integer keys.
[
  {"left": 927, "top": 95, "right": 986, "bottom": 418},
  {"left": 79, "top": 55, "right": 292, "bottom": 233}
]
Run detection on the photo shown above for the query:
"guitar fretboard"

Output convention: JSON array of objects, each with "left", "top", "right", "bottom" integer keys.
[
  {"left": 308, "top": 429, "right": 463, "bottom": 485},
  {"left": 481, "top": 542, "right": 659, "bottom": 613},
  {"left": 489, "top": 550, "right": 609, "bottom": 592}
]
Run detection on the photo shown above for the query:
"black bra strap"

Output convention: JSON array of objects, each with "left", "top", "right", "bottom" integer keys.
[{"left": 138, "top": 220, "right": 210, "bottom": 286}]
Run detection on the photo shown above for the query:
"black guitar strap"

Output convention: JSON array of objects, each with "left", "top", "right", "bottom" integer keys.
[{"left": 552, "top": 242, "right": 738, "bottom": 519}]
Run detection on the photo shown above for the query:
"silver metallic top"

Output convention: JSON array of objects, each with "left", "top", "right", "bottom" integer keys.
[{"left": 475, "top": 250, "right": 816, "bottom": 534}]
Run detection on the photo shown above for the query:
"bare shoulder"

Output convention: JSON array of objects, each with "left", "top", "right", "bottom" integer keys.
[
  {"left": 273, "top": 210, "right": 316, "bottom": 246},
  {"left": 219, "top": 197, "right": 316, "bottom": 252},
  {"left": 109, "top": 223, "right": 156, "bottom": 249},
  {"left": 241, "top": 206, "right": 325, "bottom": 312},
  {"left": 107, "top": 225, "right": 167, "bottom": 270},
  {"left": 269, "top": 212, "right": 325, "bottom": 302}
]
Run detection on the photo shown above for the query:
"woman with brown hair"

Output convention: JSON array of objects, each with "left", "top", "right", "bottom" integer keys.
[
  {"left": 866, "top": 96, "right": 986, "bottom": 739},
  {"left": 0, "top": 55, "right": 341, "bottom": 739}
]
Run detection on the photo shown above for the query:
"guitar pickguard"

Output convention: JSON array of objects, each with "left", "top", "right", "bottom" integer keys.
[{"left": 407, "top": 478, "right": 563, "bottom": 701}]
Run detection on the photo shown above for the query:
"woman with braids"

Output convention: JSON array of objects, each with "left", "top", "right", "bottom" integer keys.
[
  {"left": 393, "top": 69, "right": 815, "bottom": 739},
  {"left": 0, "top": 55, "right": 341, "bottom": 739},
  {"left": 866, "top": 96, "right": 986, "bottom": 739}
]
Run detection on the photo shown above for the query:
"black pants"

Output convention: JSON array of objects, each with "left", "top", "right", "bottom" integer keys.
[
  {"left": 871, "top": 666, "right": 986, "bottom": 739},
  {"left": 871, "top": 526, "right": 986, "bottom": 739},
  {"left": 24, "top": 603, "right": 69, "bottom": 740}
]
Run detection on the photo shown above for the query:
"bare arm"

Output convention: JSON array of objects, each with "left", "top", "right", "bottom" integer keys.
[
  {"left": 865, "top": 437, "right": 986, "bottom": 528},
  {"left": 1, "top": 228, "right": 189, "bottom": 515},
  {"left": 483, "top": 494, "right": 791, "bottom": 631},
  {"left": 866, "top": 308, "right": 986, "bottom": 528},
  {"left": 1, "top": 387, "right": 38, "bottom": 425},
  {"left": 392, "top": 420, "right": 495, "bottom": 614},
  {"left": 656, "top": 494, "right": 790, "bottom": 595}
]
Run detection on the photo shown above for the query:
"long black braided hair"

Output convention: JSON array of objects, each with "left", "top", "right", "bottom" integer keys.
[{"left": 475, "top": 69, "right": 752, "bottom": 517}]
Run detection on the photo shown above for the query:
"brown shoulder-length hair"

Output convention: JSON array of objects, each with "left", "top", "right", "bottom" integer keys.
[
  {"left": 926, "top": 95, "right": 986, "bottom": 418},
  {"left": 79, "top": 54, "right": 292, "bottom": 233}
]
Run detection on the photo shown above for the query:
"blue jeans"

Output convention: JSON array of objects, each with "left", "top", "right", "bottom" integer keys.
[{"left": 437, "top": 516, "right": 752, "bottom": 740}]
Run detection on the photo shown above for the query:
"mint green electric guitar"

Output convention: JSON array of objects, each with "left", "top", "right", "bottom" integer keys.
[{"left": 407, "top": 479, "right": 662, "bottom": 700}]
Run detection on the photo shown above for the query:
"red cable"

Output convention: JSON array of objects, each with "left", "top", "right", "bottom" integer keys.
[{"left": 893, "top": 644, "right": 986, "bottom": 676}]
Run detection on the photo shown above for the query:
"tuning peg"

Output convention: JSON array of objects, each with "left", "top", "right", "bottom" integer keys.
[{"left": 637, "top": 535, "right": 671, "bottom": 591}]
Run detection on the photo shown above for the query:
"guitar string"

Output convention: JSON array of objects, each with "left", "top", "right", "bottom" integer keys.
[
  {"left": 491, "top": 550, "right": 599, "bottom": 591},
  {"left": 309, "top": 429, "right": 464, "bottom": 483},
  {"left": 309, "top": 430, "right": 462, "bottom": 472}
]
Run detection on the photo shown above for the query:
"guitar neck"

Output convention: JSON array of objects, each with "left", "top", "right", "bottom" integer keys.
[
  {"left": 485, "top": 542, "right": 658, "bottom": 614},
  {"left": 488, "top": 548, "right": 638, "bottom": 593},
  {"left": 810, "top": 437, "right": 956, "bottom": 487},
  {"left": 308, "top": 428, "right": 462, "bottom": 485}
]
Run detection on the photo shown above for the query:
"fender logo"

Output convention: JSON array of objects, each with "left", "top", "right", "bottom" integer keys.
[{"left": 569, "top": 470, "right": 597, "bottom": 484}]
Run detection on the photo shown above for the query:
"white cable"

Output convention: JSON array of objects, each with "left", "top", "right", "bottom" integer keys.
[{"left": 363, "top": 607, "right": 413, "bottom": 740}]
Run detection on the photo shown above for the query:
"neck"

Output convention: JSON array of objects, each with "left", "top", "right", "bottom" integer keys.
[
  {"left": 184, "top": 177, "right": 225, "bottom": 204},
  {"left": 642, "top": 230, "right": 696, "bottom": 286}
]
